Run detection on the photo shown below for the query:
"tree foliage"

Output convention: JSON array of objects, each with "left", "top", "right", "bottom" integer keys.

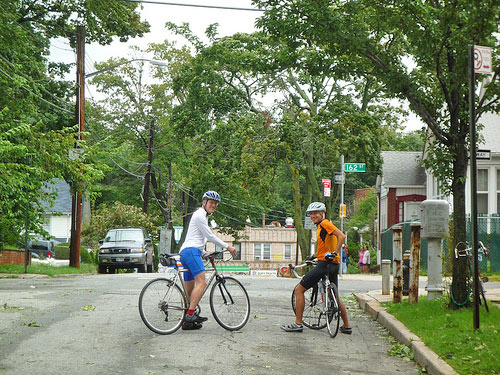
[
  {"left": 81, "top": 201, "right": 159, "bottom": 249},
  {"left": 0, "top": 0, "right": 148, "bottom": 249},
  {"left": 254, "top": 0, "right": 500, "bottom": 306}
]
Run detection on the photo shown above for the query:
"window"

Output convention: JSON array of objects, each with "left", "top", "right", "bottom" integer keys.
[
  {"left": 254, "top": 243, "right": 271, "bottom": 260},
  {"left": 215, "top": 245, "right": 224, "bottom": 259},
  {"left": 284, "top": 244, "right": 292, "bottom": 260},
  {"left": 477, "top": 169, "right": 488, "bottom": 214},
  {"left": 233, "top": 243, "right": 241, "bottom": 260}
]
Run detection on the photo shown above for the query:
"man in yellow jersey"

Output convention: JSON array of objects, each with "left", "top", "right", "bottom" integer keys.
[{"left": 281, "top": 202, "right": 352, "bottom": 333}]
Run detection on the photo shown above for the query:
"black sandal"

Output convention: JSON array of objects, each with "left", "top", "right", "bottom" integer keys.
[{"left": 340, "top": 325, "right": 352, "bottom": 334}]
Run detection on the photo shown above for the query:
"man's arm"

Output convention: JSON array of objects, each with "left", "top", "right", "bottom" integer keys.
[{"left": 332, "top": 228, "right": 346, "bottom": 255}]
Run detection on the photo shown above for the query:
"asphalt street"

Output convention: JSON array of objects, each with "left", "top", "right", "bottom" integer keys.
[{"left": 0, "top": 273, "right": 425, "bottom": 375}]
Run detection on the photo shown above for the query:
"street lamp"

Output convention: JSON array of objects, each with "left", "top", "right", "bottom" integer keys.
[
  {"left": 85, "top": 58, "right": 169, "bottom": 78},
  {"left": 69, "top": 25, "right": 168, "bottom": 268}
]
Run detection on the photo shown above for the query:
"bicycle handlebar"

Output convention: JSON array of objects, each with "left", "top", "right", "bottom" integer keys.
[{"left": 454, "top": 241, "right": 490, "bottom": 259}]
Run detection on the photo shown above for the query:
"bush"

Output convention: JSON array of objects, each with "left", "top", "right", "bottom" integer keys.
[
  {"left": 54, "top": 243, "right": 70, "bottom": 259},
  {"left": 81, "top": 202, "right": 160, "bottom": 248}
]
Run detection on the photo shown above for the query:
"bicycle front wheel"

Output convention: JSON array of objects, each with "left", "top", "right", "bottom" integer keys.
[
  {"left": 326, "top": 283, "right": 340, "bottom": 338},
  {"left": 138, "top": 278, "right": 187, "bottom": 335},
  {"left": 210, "top": 276, "right": 250, "bottom": 331},
  {"left": 292, "top": 283, "right": 327, "bottom": 330}
]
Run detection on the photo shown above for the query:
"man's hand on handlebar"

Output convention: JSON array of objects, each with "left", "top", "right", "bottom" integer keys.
[{"left": 227, "top": 245, "right": 237, "bottom": 258}]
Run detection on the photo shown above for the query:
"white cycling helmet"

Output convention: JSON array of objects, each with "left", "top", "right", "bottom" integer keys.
[
  {"left": 202, "top": 190, "right": 221, "bottom": 202},
  {"left": 306, "top": 202, "right": 326, "bottom": 214}
]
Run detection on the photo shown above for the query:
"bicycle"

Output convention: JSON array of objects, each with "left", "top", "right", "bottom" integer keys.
[
  {"left": 288, "top": 255, "right": 341, "bottom": 338},
  {"left": 450, "top": 241, "right": 490, "bottom": 311},
  {"left": 138, "top": 250, "right": 250, "bottom": 334}
]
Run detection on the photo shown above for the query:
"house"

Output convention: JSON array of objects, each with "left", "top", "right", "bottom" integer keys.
[
  {"left": 41, "top": 179, "right": 90, "bottom": 243},
  {"left": 204, "top": 226, "right": 303, "bottom": 271},
  {"left": 425, "top": 111, "right": 500, "bottom": 218},
  {"left": 376, "top": 114, "right": 500, "bottom": 271},
  {"left": 376, "top": 151, "right": 427, "bottom": 231}
]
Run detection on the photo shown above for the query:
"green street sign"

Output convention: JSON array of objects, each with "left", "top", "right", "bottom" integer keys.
[{"left": 344, "top": 163, "right": 366, "bottom": 172}]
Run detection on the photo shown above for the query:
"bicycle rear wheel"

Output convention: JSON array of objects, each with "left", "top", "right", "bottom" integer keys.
[
  {"left": 326, "top": 283, "right": 340, "bottom": 338},
  {"left": 479, "top": 281, "right": 489, "bottom": 312},
  {"left": 138, "top": 278, "right": 187, "bottom": 335},
  {"left": 210, "top": 276, "right": 250, "bottom": 331},
  {"left": 291, "top": 283, "right": 327, "bottom": 330}
]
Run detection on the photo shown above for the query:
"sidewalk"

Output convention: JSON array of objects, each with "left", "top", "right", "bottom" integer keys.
[{"left": 354, "top": 276, "right": 500, "bottom": 375}]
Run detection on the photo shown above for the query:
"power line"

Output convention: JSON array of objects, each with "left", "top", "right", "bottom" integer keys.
[
  {"left": 0, "top": 66, "right": 73, "bottom": 114},
  {"left": 115, "top": 0, "right": 264, "bottom": 12},
  {"left": 0, "top": 52, "right": 74, "bottom": 111},
  {"left": 109, "top": 157, "right": 145, "bottom": 179}
]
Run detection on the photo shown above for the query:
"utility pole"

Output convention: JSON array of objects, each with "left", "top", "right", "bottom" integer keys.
[
  {"left": 142, "top": 120, "right": 154, "bottom": 213},
  {"left": 70, "top": 25, "right": 85, "bottom": 268},
  {"left": 340, "top": 155, "right": 345, "bottom": 233},
  {"left": 468, "top": 44, "right": 480, "bottom": 330}
]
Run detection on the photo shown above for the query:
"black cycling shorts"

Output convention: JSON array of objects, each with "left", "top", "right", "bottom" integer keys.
[{"left": 299, "top": 261, "right": 339, "bottom": 290}]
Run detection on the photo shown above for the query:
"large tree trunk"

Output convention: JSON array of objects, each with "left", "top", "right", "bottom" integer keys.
[
  {"left": 176, "top": 190, "right": 197, "bottom": 252},
  {"left": 448, "top": 125, "right": 470, "bottom": 309},
  {"left": 287, "top": 160, "right": 311, "bottom": 261}
]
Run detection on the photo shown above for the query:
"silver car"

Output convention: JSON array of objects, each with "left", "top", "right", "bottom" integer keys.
[{"left": 98, "top": 228, "right": 154, "bottom": 273}]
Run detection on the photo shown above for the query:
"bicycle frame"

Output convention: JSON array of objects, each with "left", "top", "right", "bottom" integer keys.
[{"left": 165, "top": 251, "right": 232, "bottom": 309}]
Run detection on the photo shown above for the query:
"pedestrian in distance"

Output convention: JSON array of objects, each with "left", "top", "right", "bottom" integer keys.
[
  {"left": 362, "top": 246, "right": 371, "bottom": 273},
  {"left": 358, "top": 246, "right": 365, "bottom": 273},
  {"left": 342, "top": 243, "right": 349, "bottom": 274},
  {"left": 179, "top": 191, "right": 237, "bottom": 330},
  {"left": 281, "top": 202, "right": 352, "bottom": 334}
]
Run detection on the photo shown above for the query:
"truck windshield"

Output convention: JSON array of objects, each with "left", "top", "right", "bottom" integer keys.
[{"left": 104, "top": 229, "right": 143, "bottom": 242}]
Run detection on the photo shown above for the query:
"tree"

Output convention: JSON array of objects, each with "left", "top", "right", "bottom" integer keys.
[
  {"left": 0, "top": 0, "right": 149, "bottom": 250},
  {"left": 168, "top": 27, "right": 402, "bottom": 259},
  {"left": 254, "top": 0, "right": 500, "bottom": 307}
]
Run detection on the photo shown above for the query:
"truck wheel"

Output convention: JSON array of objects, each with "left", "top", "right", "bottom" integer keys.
[
  {"left": 147, "top": 263, "right": 153, "bottom": 273},
  {"left": 138, "top": 262, "right": 146, "bottom": 273},
  {"left": 98, "top": 265, "right": 106, "bottom": 274}
]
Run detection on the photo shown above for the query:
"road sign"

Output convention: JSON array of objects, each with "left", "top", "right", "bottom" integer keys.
[
  {"left": 334, "top": 173, "right": 344, "bottom": 184},
  {"left": 339, "top": 203, "right": 346, "bottom": 218},
  {"left": 304, "top": 216, "right": 316, "bottom": 230},
  {"left": 344, "top": 163, "right": 366, "bottom": 172},
  {"left": 477, "top": 149, "right": 491, "bottom": 160},
  {"left": 474, "top": 46, "right": 492, "bottom": 74},
  {"left": 322, "top": 179, "right": 331, "bottom": 197}
]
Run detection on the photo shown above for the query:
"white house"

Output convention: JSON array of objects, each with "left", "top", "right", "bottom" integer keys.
[
  {"left": 41, "top": 179, "right": 90, "bottom": 243},
  {"left": 425, "top": 111, "right": 500, "bottom": 217}
]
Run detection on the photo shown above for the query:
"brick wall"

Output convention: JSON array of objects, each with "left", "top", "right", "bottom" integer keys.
[{"left": 0, "top": 249, "right": 31, "bottom": 265}]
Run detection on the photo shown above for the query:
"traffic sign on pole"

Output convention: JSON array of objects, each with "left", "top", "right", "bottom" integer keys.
[
  {"left": 474, "top": 45, "right": 492, "bottom": 74},
  {"left": 344, "top": 163, "right": 366, "bottom": 172}
]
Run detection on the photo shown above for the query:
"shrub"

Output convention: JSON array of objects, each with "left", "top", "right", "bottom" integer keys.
[
  {"left": 81, "top": 202, "right": 160, "bottom": 248},
  {"left": 54, "top": 243, "right": 70, "bottom": 260}
]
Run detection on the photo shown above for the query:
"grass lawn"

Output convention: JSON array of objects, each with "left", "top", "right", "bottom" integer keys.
[
  {"left": 0, "top": 263, "right": 97, "bottom": 277},
  {"left": 385, "top": 297, "right": 500, "bottom": 375}
]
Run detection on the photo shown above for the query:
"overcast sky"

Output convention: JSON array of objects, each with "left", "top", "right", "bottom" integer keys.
[{"left": 49, "top": 0, "right": 424, "bottom": 132}]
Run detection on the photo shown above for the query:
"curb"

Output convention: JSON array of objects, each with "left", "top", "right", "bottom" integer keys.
[{"left": 355, "top": 293, "right": 457, "bottom": 375}]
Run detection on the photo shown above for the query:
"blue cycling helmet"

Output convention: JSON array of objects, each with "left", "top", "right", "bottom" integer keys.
[{"left": 202, "top": 190, "right": 221, "bottom": 202}]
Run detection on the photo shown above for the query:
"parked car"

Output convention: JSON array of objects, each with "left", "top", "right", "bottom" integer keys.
[
  {"left": 29, "top": 239, "right": 56, "bottom": 259},
  {"left": 98, "top": 228, "right": 154, "bottom": 274}
]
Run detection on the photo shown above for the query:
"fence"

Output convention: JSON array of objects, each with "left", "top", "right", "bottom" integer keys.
[
  {"left": 380, "top": 215, "right": 500, "bottom": 273},
  {"left": 380, "top": 222, "right": 428, "bottom": 270},
  {"left": 466, "top": 214, "right": 500, "bottom": 272}
]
